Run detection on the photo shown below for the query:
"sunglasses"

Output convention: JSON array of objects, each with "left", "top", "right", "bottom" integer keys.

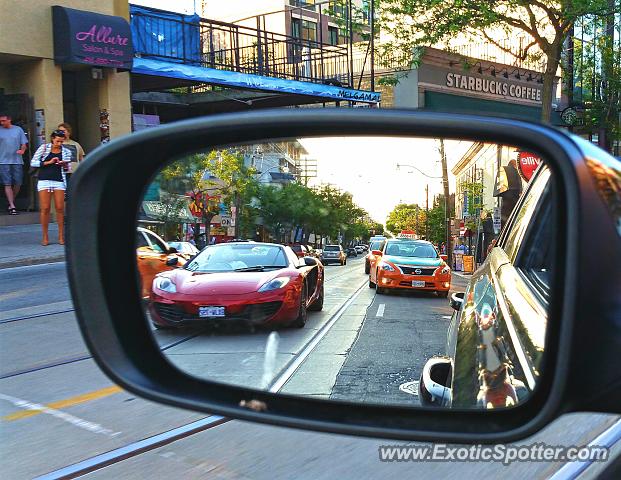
[{"left": 51, "top": 130, "right": 67, "bottom": 137}]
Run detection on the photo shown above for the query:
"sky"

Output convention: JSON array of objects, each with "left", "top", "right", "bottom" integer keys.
[{"left": 297, "top": 137, "right": 473, "bottom": 224}]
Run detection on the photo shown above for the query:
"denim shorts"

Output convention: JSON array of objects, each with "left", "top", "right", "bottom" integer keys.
[{"left": 0, "top": 164, "right": 23, "bottom": 186}]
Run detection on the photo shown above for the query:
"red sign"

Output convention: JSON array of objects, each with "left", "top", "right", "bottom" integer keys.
[{"left": 517, "top": 152, "right": 541, "bottom": 181}]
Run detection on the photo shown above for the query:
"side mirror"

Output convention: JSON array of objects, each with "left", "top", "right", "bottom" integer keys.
[
  {"left": 167, "top": 247, "right": 178, "bottom": 254},
  {"left": 371, "top": 250, "right": 382, "bottom": 256},
  {"left": 450, "top": 292, "right": 464, "bottom": 311},
  {"left": 301, "top": 256, "right": 318, "bottom": 267},
  {"left": 440, "top": 254, "right": 448, "bottom": 262},
  {"left": 166, "top": 257, "right": 179, "bottom": 266},
  {"left": 419, "top": 357, "right": 452, "bottom": 407}
]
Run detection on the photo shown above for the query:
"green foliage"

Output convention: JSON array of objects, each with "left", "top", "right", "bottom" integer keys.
[
  {"left": 460, "top": 181, "right": 484, "bottom": 217},
  {"left": 255, "top": 182, "right": 373, "bottom": 245},
  {"left": 156, "top": 149, "right": 258, "bottom": 239},
  {"left": 379, "top": 0, "right": 620, "bottom": 122},
  {"left": 385, "top": 203, "right": 426, "bottom": 236}
]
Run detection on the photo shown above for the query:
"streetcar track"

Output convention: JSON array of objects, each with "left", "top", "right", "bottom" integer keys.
[
  {"left": 0, "top": 332, "right": 205, "bottom": 380},
  {"left": 33, "top": 276, "right": 369, "bottom": 479},
  {"left": 0, "top": 308, "right": 76, "bottom": 324}
]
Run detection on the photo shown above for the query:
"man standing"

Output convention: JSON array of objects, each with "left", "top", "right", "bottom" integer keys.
[{"left": 0, "top": 114, "right": 28, "bottom": 215}]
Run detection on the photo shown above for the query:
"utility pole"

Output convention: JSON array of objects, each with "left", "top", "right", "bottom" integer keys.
[
  {"left": 439, "top": 139, "right": 452, "bottom": 268},
  {"left": 425, "top": 184, "right": 429, "bottom": 240},
  {"left": 370, "top": 0, "right": 375, "bottom": 92}
]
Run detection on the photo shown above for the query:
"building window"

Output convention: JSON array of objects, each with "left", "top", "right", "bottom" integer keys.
[
  {"left": 328, "top": 26, "right": 338, "bottom": 45},
  {"left": 292, "top": 18, "right": 301, "bottom": 38},
  {"left": 292, "top": 19, "right": 318, "bottom": 43},
  {"left": 289, "top": 0, "right": 316, "bottom": 11}
]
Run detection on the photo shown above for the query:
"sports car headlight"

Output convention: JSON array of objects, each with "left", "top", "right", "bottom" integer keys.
[
  {"left": 258, "top": 277, "right": 291, "bottom": 292},
  {"left": 380, "top": 262, "right": 395, "bottom": 272},
  {"left": 440, "top": 266, "right": 451, "bottom": 274},
  {"left": 154, "top": 276, "right": 177, "bottom": 293}
]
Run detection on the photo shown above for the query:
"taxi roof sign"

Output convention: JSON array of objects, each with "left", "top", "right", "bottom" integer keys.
[{"left": 398, "top": 230, "right": 418, "bottom": 239}]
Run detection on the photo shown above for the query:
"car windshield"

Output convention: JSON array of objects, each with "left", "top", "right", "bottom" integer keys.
[
  {"left": 185, "top": 244, "right": 288, "bottom": 272},
  {"left": 324, "top": 245, "right": 340, "bottom": 251},
  {"left": 369, "top": 240, "right": 384, "bottom": 251},
  {"left": 384, "top": 241, "right": 438, "bottom": 258}
]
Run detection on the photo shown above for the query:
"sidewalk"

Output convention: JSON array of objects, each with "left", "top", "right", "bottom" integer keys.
[{"left": 0, "top": 222, "right": 65, "bottom": 269}]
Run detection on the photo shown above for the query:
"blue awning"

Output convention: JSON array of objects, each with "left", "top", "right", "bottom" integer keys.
[{"left": 132, "top": 58, "right": 381, "bottom": 104}]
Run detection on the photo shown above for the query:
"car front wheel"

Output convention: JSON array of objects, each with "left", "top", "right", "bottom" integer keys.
[{"left": 291, "top": 284, "right": 308, "bottom": 328}]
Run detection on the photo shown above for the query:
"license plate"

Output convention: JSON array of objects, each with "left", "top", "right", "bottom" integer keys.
[
  {"left": 411, "top": 280, "right": 425, "bottom": 288},
  {"left": 198, "top": 306, "right": 225, "bottom": 318}
]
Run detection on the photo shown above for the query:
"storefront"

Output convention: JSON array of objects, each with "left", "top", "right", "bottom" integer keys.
[
  {"left": 391, "top": 48, "right": 563, "bottom": 125},
  {"left": 0, "top": 1, "right": 132, "bottom": 211}
]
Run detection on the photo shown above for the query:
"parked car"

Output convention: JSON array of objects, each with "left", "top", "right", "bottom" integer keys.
[
  {"left": 346, "top": 246, "right": 358, "bottom": 257},
  {"left": 365, "top": 238, "right": 386, "bottom": 274},
  {"left": 167, "top": 241, "right": 200, "bottom": 259},
  {"left": 354, "top": 245, "right": 365, "bottom": 254},
  {"left": 420, "top": 164, "right": 555, "bottom": 408},
  {"left": 321, "top": 244, "right": 347, "bottom": 265},
  {"left": 149, "top": 242, "right": 324, "bottom": 329},
  {"left": 135, "top": 227, "right": 185, "bottom": 298}
]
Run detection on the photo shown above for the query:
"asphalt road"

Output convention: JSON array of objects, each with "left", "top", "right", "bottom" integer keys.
[{"left": 1, "top": 258, "right": 618, "bottom": 479}]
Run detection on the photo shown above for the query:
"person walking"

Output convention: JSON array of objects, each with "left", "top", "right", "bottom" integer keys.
[
  {"left": 0, "top": 113, "right": 28, "bottom": 215},
  {"left": 56, "top": 123, "right": 85, "bottom": 183},
  {"left": 30, "top": 130, "right": 72, "bottom": 245}
]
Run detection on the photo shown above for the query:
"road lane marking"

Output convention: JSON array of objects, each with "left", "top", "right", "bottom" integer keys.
[
  {"left": 376, "top": 304, "right": 385, "bottom": 317},
  {"left": 2, "top": 386, "right": 122, "bottom": 421},
  {"left": 0, "top": 392, "right": 120, "bottom": 437}
]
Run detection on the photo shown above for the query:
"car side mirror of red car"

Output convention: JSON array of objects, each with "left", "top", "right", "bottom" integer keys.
[
  {"left": 371, "top": 250, "right": 382, "bottom": 256},
  {"left": 440, "top": 254, "right": 448, "bottom": 262}
]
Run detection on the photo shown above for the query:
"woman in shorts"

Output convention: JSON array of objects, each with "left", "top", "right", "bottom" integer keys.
[{"left": 30, "top": 130, "right": 72, "bottom": 245}]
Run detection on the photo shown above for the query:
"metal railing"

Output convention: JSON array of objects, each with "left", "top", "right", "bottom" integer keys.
[{"left": 130, "top": 6, "right": 352, "bottom": 86}]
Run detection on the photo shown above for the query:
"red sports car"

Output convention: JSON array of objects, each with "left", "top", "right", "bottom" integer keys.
[{"left": 148, "top": 242, "right": 324, "bottom": 329}]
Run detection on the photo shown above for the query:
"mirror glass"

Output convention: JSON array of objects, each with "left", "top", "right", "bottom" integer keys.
[{"left": 135, "top": 135, "right": 556, "bottom": 410}]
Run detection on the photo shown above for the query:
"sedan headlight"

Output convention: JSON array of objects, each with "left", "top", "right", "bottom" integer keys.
[
  {"left": 440, "top": 265, "right": 451, "bottom": 274},
  {"left": 154, "top": 276, "right": 176, "bottom": 293},
  {"left": 380, "top": 262, "right": 395, "bottom": 272},
  {"left": 258, "top": 277, "right": 291, "bottom": 292}
]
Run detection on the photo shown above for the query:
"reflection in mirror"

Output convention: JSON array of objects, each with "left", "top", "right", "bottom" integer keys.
[{"left": 135, "top": 136, "right": 555, "bottom": 410}]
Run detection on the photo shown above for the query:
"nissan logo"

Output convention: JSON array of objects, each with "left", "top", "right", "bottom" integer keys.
[{"left": 415, "top": 269, "right": 422, "bottom": 274}]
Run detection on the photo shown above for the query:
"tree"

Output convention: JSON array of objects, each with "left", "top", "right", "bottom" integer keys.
[
  {"left": 570, "top": 11, "right": 620, "bottom": 152},
  {"left": 157, "top": 149, "right": 258, "bottom": 244},
  {"left": 380, "top": 0, "right": 620, "bottom": 122},
  {"left": 385, "top": 203, "right": 426, "bottom": 236}
]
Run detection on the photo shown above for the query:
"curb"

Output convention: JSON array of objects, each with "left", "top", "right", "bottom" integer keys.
[
  {"left": 0, "top": 255, "right": 66, "bottom": 270},
  {"left": 452, "top": 271, "right": 473, "bottom": 279}
]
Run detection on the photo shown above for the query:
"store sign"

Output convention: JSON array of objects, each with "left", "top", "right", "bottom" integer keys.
[
  {"left": 52, "top": 6, "right": 134, "bottom": 69},
  {"left": 446, "top": 73, "right": 542, "bottom": 102},
  {"left": 418, "top": 64, "right": 544, "bottom": 104},
  {"left": 517, "top": 151, "right": 541, "bottom": 181},
  {"left": 493, "top": 207, "right": 502, "bottom": 234}
]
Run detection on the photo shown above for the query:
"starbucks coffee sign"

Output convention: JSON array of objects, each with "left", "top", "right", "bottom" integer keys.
[
  {"left": 418, "top": 64, "right": 544, "bottom": 104},
  {"left": 446, "top": 73, "right": 542, "bottom": 102}
]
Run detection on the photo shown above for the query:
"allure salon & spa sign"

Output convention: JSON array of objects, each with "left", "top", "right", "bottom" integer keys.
[
  {"left": 52, "top": 6, "right": 134, "bottom": 70},
  {"left": 419, "top": 64, "right": 544, "bottom": 104}
]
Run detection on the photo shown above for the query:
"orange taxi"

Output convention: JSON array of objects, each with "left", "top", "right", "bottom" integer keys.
[
  {"left": 136, "top": 227, "right": 186, "bottom": 298},
  {"left": 364, "top": 236, "right": 387, "bottom": 274},
  {"left": 368, "top": 238, "right": 451, "bottom": 297}
]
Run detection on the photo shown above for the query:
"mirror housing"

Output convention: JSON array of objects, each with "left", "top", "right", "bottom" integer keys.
[
  {"left": 65, "top": 108, "right": 621, "bottom": 444},
  {"left": 165, "top": 257, "right": 179, "bottom": 267},
  {"left": 167, "top": 247, "right": 178, "bottom": 254},
  {"left": 440, "top": 254, "right": 448, "bottom": 262},
  {"left": 301, "top": 256, "right": 318, "bottom": 267},
  {"left": 371, "top": 250, "right": 382, "bottom": 256},
  {"left": 450, "top": 292, "right": 464, "bottom": 312}
]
